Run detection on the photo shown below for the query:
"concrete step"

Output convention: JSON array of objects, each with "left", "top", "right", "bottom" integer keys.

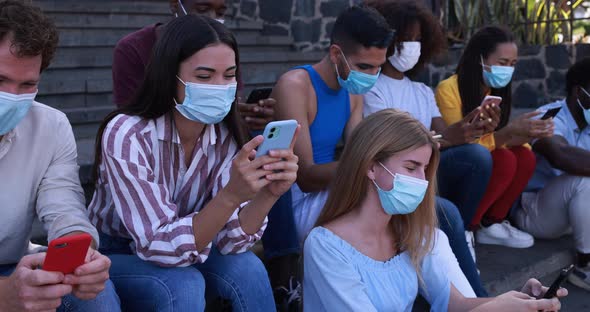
[
  {"left": 48, "top": 47, "right": 321, "bottom": 70},
  {"left": 40, "top": 55, "right": 323, "bottom": 107},
  {"left": 62, "top": 106, "right": 115, "bottom": 126}
]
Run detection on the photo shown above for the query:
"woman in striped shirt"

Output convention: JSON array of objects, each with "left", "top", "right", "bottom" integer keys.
[{"left": 88, "top": 15, "right": 299, "bottom": 311}]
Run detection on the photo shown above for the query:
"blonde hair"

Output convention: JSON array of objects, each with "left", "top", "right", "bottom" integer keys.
[{"left": 315, "top": 109, "right": 439, "bottom": 274}]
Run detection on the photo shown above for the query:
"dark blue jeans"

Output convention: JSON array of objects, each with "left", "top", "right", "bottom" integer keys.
[
  {"left": 436, "top": 197, "right": 488, "bottom": 297},
  {"left": 262, "top": 190, "right": 300, "bottom": 259},
  {"left": 0, "top": 263, "right": 120, "bottom": 311},
  {"left": 100, "top": 234, "right": 275, "bottom": 312},
  {"left": 438, "top": 144, "right": 493, "bottom": 229}
]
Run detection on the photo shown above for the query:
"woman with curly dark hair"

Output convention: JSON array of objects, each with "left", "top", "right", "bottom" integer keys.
[{"left": 365, "top": 0, "right": 489, "bottom": 297}]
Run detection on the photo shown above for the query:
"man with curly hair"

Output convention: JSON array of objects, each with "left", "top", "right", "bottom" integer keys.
[{"left": 0, "top": 1, "right": 120, "bottom": 311}]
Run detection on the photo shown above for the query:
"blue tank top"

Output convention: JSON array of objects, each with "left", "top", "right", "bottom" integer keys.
[{"left": 293, "top": 65, "right": 351, "bottom": 164}]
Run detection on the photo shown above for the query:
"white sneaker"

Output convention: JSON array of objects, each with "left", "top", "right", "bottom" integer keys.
[
  {"left": 568, "top": 265, "right": 590, "bottom": 291},
  {"left": 465, "top": 231, "right": 476, "bottom": 263},
  {"left": 476, "top": 220, "right": 534, "bottom": 248}
]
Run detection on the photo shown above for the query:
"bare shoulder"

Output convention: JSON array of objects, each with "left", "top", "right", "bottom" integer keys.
[{"left": 275, "top": 68, "right": 312, "bottom": 94}]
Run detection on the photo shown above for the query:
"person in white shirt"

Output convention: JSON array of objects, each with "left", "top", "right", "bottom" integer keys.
[
  {"left": 0, "top": 1, "right": 118, "bottom": 311},
  {"left": 365, "top": 0, "right": 488, "bottom": 296},
  {"left": 513, "top": 57, "right": 590, "bottom": 291}
]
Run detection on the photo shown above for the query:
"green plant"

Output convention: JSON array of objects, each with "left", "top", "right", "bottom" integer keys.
[{"left": 443, "top": 0, "right": 589, "bottom": 45}]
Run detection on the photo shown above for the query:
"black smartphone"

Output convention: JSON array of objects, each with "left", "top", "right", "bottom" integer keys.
[
  {"left": 543, "top": 264, "right": 574, "bottom": 299},
  {"left": 541, "top": 106, "right": 562, "bottom": 120},
  {"left": 246, "top": 87, "right": 273, "bottom": 104}
]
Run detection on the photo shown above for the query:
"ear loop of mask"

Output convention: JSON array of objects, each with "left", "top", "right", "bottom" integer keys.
[
  {"left": 175, "top": 0, "right": 188, "bottom": 17},
  {"left": 480, "top": 55, "right": 490, "bottom": 71},
  {"left": 334, "top": 48, "right": 351, "bottom": 80},
  {"left": 578, "top": 86, "right": 590, "bottom": 109}
]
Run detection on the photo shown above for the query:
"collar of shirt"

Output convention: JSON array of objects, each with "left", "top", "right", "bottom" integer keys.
[
  {"left": 155, "top": 113, "right": 219, "bottom": 156},
  {"left": 0, "top": 129, "right": 17, "bottom": 160},
  {"left": 559, "top": 101, "right": 590, "bottom": 135}
]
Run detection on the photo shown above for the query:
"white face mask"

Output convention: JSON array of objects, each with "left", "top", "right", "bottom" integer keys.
[
  {"left": 215, "top": 19, "right": 225, "bottom": 24},
  {"left": 388, "top": 41, "right": 421, "bottom": 73}
]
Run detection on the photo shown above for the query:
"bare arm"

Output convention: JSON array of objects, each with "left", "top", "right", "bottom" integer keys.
[
  {"left": 272, "top": 70, "right": 338, "bottom": 193},
  {"left": 344, "top": 94, "right": 363, "bottom": 141},
  {"left": 533, "top": 135, "right": 590, "bottom": 177}
]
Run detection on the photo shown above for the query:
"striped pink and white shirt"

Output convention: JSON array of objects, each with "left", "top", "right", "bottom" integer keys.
[{"left": 88, "top": 113, "right": 266, "bottom": 267}]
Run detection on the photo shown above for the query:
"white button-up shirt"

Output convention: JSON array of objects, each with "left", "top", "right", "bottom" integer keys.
[{"left": 0, "top": 102, "right": 98, "bottom": 265}]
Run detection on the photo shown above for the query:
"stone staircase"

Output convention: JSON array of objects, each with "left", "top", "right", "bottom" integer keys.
[{"left": 34, "top": 0, "right": 324, "bottom": 181}]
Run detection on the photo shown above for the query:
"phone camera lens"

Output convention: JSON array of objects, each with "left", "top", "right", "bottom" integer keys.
[
  {"left": 270, "top": 127, "right": 277, "bottom": 132},
  {"left": 268, "top": 133, "right": 274, "bottom": 139}
]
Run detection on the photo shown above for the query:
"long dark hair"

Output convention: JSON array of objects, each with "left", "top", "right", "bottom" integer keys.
[
  {"left": 456, "top": 26, "right": 515, "bottom": 129},
  {"left": 93, "top": 15, "right": 249, "bottom": 182}
]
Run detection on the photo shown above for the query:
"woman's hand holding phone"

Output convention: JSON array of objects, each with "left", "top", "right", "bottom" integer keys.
[
  {"left": 260, "top": 125, "right": 300, "bottom": 197},
  {"left": 441, "top": 108, "right": 485, "bottom": 146},
  {"left": 521, "top": 277, "right": 568, "bottom": 300},
  {"left": 479, "top": 103, "right": 501, "bottom": 133},
  {"left": 226, "top": 124, "right": 300, "bottom": 204}
]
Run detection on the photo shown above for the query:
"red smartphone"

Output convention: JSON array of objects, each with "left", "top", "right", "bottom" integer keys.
[{"left": 43, "top": 233, "right": 91, "bottom": 274}]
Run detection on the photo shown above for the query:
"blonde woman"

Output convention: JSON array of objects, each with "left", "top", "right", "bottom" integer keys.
[{"left": 303, "top": 109, "right": 566, "bottom": 311}]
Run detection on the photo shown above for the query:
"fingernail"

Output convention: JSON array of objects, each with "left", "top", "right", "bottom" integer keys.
[
  {"left": 245, "top": 117, "right": 251, "bottom": 121},
  {"left": 485, "top": 105, "right": 490, "bottom": 109},
  {"left": 259, "top": 100, "right": 263, "bottom": 105},
  {"left": 488, "top": 118, "right": 492, "bottom": 123}
]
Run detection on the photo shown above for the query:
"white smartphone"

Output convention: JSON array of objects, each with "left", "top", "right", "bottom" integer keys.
[
  {"left": 255, "top": 119, "right": 298, "bottom": 157},
  {"left": 471, "top": 95, "right": 502, "bottom": 123},
  {"left": 481, "top": 95, "right": 502, "bottom": 107}
]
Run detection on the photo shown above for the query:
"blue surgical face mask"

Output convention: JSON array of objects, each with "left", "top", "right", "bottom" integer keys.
[
  {"left": 372, "top": 162, "right": 429, "bottom": 215},
  {"left": 335, "top": 50, "right": 380, "bottom": 94},
  {"left": 481, "top": 55, "right": 514, "bottom": 89},
  {"left": 578, "top": 86, "right": 590, "bottom": 125},
  {"left": 175, "top": 76, "right": 237, "bottom": 124},
  {"left": 0, "top": 90, "right": 36, "bottom": 135}
]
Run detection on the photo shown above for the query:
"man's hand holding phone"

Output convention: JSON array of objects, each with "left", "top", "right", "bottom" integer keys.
[
  {"left": 237, "top": 88, "right": 276, "bottom": 131},
  {"left": 0, "top": 253, "right": 72, "bottom": 312},
  {"left": 62, "top": 248, "right": 111, "bottom": 300},
  {"left": 505, "top": 111, "right": 554, "bottom": 139}
]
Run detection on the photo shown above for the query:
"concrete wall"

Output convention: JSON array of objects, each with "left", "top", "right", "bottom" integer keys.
[{"left": 231, "top": 0, "right": 363, "bottom": 51}]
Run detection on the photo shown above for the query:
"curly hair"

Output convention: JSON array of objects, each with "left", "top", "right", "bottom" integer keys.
[
  {"left": 0, "top": 0, "right": 58, "bottom": 71},
  {"left": 367, "top": 0, "right": 446, "bottom": 78}
]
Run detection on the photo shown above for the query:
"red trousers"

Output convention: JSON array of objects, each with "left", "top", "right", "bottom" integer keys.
[{"left": 469, "top": 146, "right": 536, "bottom": 229}]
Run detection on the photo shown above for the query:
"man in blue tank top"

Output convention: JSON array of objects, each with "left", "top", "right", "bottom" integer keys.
[
  {"left": 272, "top": 5, "right": 393, "bottom": 243},
  {"left": 264, "top": 7, "right": 393, "bottom": 306}
]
